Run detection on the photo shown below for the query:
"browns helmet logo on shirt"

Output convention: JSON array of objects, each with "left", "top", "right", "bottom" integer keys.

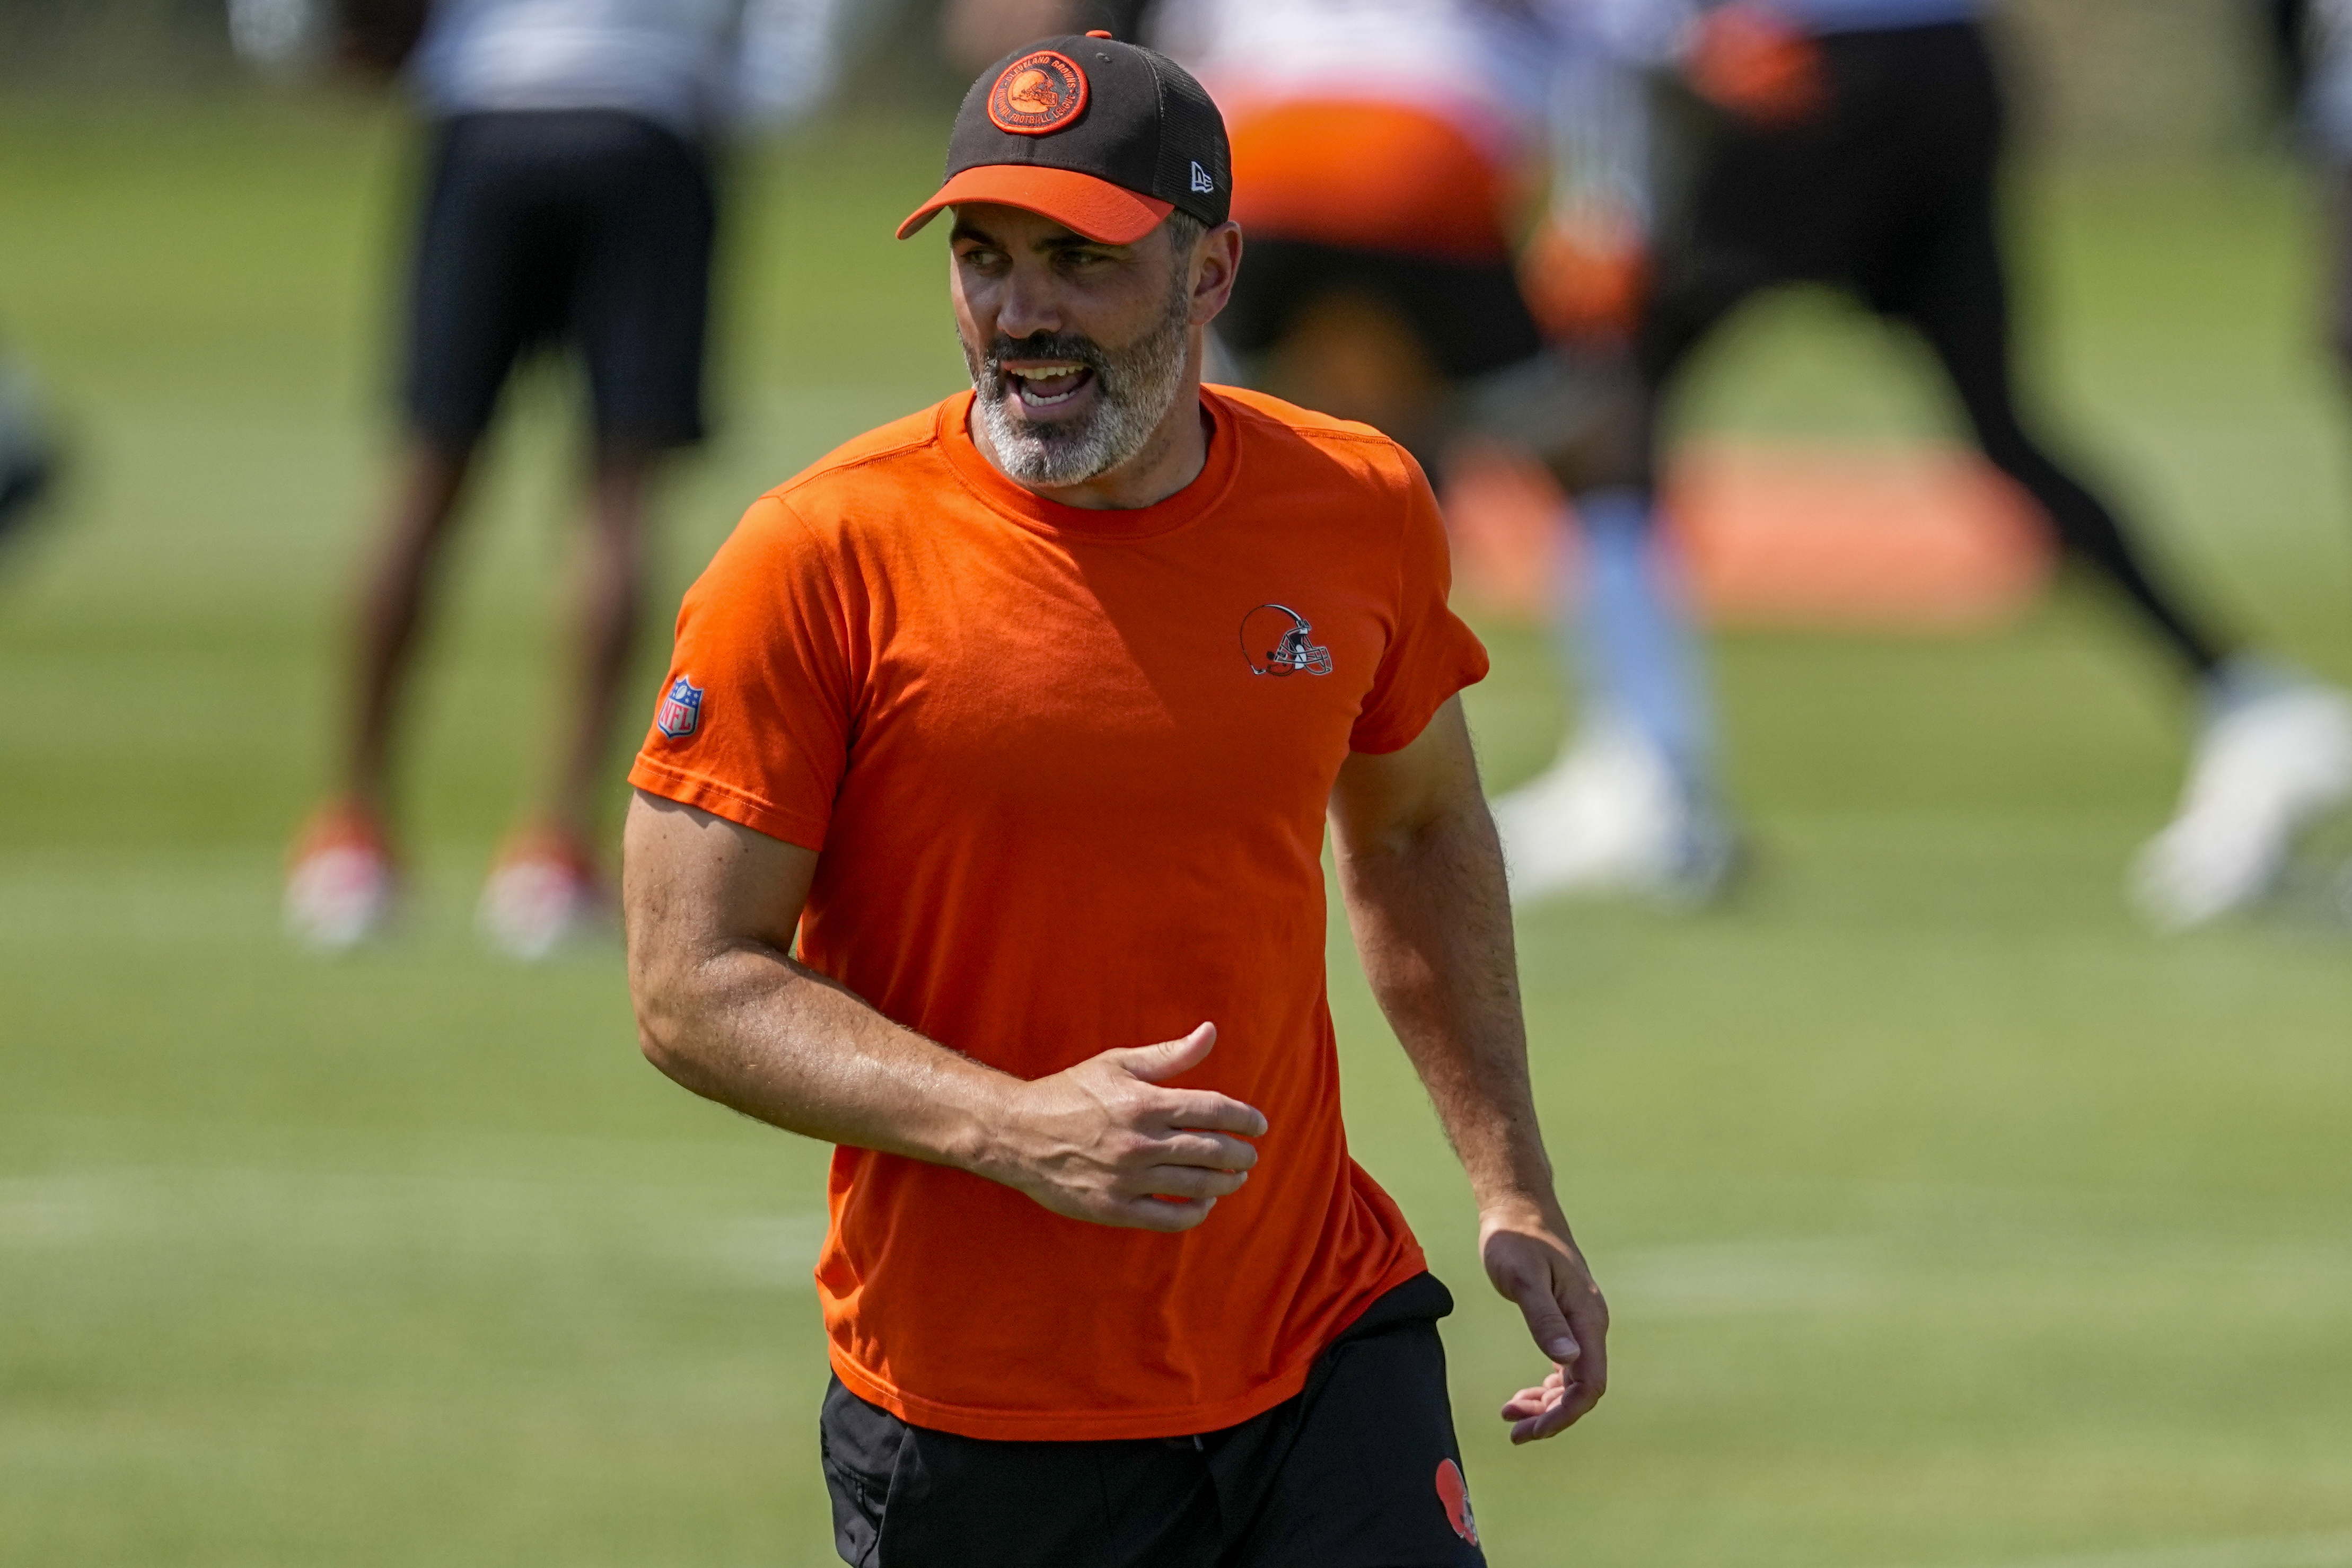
[
  {"left": 987, "top": 49, "right": 1089, "bottom": 135},
  {"left": 1239, "top": 604, "right": 1332, "bottom": 677}
]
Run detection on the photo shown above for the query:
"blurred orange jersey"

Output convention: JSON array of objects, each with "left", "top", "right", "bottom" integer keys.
[
  {"left": 1229, "top": 98, "right": 1520, "bottom": 261},
  {"left": 1158, "top": 0, "right": 1559, "bottom": 259},
  {"left": 628, "top": 387, "right": 1488, "bottom": 1441}
]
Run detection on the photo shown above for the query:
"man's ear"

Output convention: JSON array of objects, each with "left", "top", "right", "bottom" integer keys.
[{"left": 1189, "top": 221, "right": 1245, "bottom": 328}]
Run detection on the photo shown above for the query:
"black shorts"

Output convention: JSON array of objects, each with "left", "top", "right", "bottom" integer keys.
[
  {"left": 819, "top": 1273, "right": 1487, "bottom": 1568},
  {"left": 402, "top": 109, "right": 716, "bottom": 453},
  {"left": 1219, "top": 238, "right": 1546, "bottom": 383},
  {"left": 1651, "top": 21, "right": 2003, "bottom": 331}
]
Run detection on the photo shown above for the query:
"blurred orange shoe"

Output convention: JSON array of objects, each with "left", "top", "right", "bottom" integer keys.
[
  {"left": 477, "top": 826, "right": 611, "bottom": 962},
  {"left": 284, "top": 799, "right": 398, "bottom": 952}
]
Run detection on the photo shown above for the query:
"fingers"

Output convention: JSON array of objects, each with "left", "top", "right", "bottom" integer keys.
[
  {"left": 1558, "top": 1296, "right": 1609, "bottom": 1422},
  {"left": 1499, "top": 1368, "right": 1592, "bottom": 1443},
  {"left": 1131, "top": 1161, "right": 1248, "bottom": 1200},
  {"left": 1500, "top": 1371, "right": 1564, "bottom": 1422},
  {"left": 1157, "top": 1129, "right": 1260, "bottom": 1171},
  {"left": 1154, "top": 1090, "right": 1269, "bottom": 1140},
  {"left": 1119, "top": 1022, "right": 1217, "bottom": 1083},
  {"left": 1507, "top": 1380, "right": 1586, "bottom": 1444},
  {"left": 1510, "top": 1280, "right": 1583, "bottom": 1370}
]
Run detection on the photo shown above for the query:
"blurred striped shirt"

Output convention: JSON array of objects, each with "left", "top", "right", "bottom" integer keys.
[{"left": 410, "top": 0, "right": 844, "bottom": 140}]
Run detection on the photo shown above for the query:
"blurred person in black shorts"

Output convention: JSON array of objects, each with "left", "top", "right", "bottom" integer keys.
[
  {"left": 282, "top": 0, "right": 844, "bottom": 958},
  {"left": 1496, "top": 0, "right": 2352, "bottom": 925}
]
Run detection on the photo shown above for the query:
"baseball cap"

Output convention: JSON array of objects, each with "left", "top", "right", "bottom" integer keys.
[{"left": 897, "top": 32, "right": 1231, "bottom": 246}]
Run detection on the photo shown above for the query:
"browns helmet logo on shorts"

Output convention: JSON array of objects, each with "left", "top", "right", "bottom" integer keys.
[
  {"left": 987, "top": 49, "right": 1089, "bottom": 135},
  {"left": 1434, "top": 1459, "right": 1478, "bottom": 1546}
]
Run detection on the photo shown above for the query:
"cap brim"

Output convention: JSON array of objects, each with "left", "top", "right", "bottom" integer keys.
[{"left": 896, "top": 165, "right": 1175, "bottom": 244}]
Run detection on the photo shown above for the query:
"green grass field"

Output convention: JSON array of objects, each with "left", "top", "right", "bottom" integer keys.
[{"left": 2, "top": 94, "right": 2349, "bottom": 1568}]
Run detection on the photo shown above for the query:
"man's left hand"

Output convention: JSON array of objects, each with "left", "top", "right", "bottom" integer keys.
[{"left": 1480, "top": 1205, "right": 1609, "bottom": 1443}]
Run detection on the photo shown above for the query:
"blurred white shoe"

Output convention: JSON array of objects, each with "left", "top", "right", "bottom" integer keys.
[
  {"left": 477, "top": 828, "right": 610, "bottom": 962},
  {"left": 284, "top": 801, "right": 396, "bottom": 952},
  {"left": 2130, "top": 663, "right": 2352, "bottom": 930},
  {"left": 1491, "top": 722, "right": 1734, "bottom": 907}
]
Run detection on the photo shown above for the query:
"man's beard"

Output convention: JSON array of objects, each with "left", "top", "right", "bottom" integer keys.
[{"left": 964, "top": 272, "right": 1193, "bottom": 489}]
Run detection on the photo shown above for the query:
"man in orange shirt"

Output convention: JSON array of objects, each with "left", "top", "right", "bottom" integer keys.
[{"left": 623, "top": 34, "right": 1606, "bottom": 1566}]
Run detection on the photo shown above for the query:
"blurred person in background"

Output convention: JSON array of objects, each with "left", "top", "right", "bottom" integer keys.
[
  {"left": 936, "top": 0, "right": 2352, "bottom": 926},
  {"left": 276, "top": 0, "right": 844, "bottom": 958},
  {"left": 946, "top": 0, "right": 1737, "bottom": 902},
  {"left": 1522, "top": 0, "right": 2352, "bottom": 929},
  {"left": 0, "top": 345, "right": 60, "bottom": 549},
  {"left": 2269, "top": 0, "right": 2352, "bottom": 909}
]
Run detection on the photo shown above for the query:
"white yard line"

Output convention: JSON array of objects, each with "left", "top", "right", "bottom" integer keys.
[{"left": 1885, "top": 1530, "right": 2352, "bottom": 1568}]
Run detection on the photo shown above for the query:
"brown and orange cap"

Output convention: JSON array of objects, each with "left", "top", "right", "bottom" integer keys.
[{"left": 898, "top": 33, "right": 1231, "bottom": 246}]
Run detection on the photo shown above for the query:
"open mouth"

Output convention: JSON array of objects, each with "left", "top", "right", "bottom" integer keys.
[{"left": 1003, "top": 361, "right": 1096, "bottom": 415}]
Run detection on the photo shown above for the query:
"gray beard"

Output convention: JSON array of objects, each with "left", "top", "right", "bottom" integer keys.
[{"left": 966, "top": 280, "right": 1193, "bottom": 489}]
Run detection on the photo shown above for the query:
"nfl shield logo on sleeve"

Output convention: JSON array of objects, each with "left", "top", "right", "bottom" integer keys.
[{"left": 656, "top": 676, "right": 704, "bottom": 740}]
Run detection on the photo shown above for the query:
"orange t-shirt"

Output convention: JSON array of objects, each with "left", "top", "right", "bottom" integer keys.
[{"left": 628, "top": 385, "right": 1490, "bottom": 1441}]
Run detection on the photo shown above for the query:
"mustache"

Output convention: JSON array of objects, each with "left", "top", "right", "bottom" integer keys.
[{"left": 977, "top": 332, "right": 1108, "bottom": 392}]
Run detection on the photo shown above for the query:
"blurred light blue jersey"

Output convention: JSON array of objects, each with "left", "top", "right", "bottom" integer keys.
[
  {"left": 410, "top": 0, "right": 844, "bottom": 140},
  {"left": 1747, "top": 0, "right": 1979, "bottom": 33}
]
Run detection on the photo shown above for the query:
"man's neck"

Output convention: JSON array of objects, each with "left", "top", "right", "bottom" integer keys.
[{"left": 971, "top": 350, "right": 1211, "bottom": 512}]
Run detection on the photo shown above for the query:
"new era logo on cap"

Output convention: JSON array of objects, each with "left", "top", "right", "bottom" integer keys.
[{"left": 897, "top": 32, "right": 1231, "bottom": 246}]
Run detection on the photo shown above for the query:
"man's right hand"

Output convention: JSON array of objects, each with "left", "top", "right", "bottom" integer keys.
[{"left": 973, "top": 1024, "right": 1268, "bottom": 1232}]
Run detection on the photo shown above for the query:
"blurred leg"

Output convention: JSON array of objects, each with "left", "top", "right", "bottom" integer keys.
[
  {"left": 285, "top": 438, "right": 472, "bottom": 950},
  {"left": 1489, "top": 276, "right": 1744, "bottom": 905},
  {"left": 343, "top": 439, "right": 473, "bottom": 813},
  {"left": 1897, "top": 209, "right": 2231, "bottom": 676},
  {"left": 1569, "top": 487, "right": 1715, "bottom": 782},
  {"left": 547, "top": 447, "right": 657, "bottom": 840},
  {"left": 1557, "top": 263, "right": 1753, "bottom": 788},
  {"left": 2325, "top": 161, "right": 2352, "bottom": 386}
]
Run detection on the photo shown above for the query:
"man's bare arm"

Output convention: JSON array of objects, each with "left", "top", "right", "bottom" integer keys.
[
  {"left": 622, "top": 791, "right": 1265, "bottom": 1231},
  {"left": 1327, "top": 697, "right": 1609, "bottom": 1442}
]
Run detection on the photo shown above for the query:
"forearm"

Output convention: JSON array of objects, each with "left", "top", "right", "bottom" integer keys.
[
  {"left": 633, "top": 938, "right": 1012, "bottom": 1171},
  {"left": 1336, "top": 800, "right": 1560, "bottom": 1219}
]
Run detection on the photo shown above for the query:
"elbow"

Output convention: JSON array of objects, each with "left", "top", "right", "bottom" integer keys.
[
  {"left": 627, "top": 959, "right": 703, "bottom": 1086},
  {"left": 635, "top": 1009, "right": 683, "bottom": 1078}
]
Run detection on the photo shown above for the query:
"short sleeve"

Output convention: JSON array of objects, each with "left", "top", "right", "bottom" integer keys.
[
  {"left": 1348, "top": 463, "right": 1491, "bottom": 754},
  {"left": 627, "top": 495, "right": 855, "bottom": 851}
]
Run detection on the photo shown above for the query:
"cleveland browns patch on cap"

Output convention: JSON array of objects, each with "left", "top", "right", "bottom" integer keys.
[{"left": 988, "top": 49, "right": 1089, "bottom": 135}]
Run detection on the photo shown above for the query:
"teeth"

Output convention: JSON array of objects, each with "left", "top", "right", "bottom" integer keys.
[{"left": 1008, "top": 365, "right": 1084, "bottom": 381}]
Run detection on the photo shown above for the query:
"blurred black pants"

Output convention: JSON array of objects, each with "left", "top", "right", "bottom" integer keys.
[{"left": 1639, "top": 22, "right": 2225, "bottom": 673}]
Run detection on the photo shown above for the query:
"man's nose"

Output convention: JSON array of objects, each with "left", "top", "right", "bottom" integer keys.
[{"left": 992, "top": 265, "right": 1063, "bottom": 342}]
